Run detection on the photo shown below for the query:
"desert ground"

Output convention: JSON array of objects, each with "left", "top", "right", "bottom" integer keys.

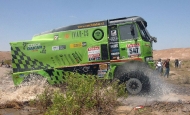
[{"left": 0, "top": 48, "right": 190, "bottom": 115}]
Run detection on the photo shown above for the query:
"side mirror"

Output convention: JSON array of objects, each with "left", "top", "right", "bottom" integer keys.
[{"left": 152, "top": 37, "right": 157, "bottom": 43}]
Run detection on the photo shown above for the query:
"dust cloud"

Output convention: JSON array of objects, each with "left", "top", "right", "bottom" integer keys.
[
  {"left": 119, "top": 66, "right": 189, "bottom": 107},
  {"left": 0, "top": 68, "right": 49, "bottom": 104}
]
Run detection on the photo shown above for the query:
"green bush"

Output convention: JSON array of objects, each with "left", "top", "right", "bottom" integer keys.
[{"left": 32, "top": 74, "right": 127, "bottom": 115}]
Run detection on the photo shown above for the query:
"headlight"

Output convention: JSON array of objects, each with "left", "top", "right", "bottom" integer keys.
[{"left": 145, "top": 57, "right": 153, "bottom": 62}]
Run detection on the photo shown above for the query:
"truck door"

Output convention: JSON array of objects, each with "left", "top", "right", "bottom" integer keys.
[{"left": 117, "top": 23, "right": 140, "bottom": 59}]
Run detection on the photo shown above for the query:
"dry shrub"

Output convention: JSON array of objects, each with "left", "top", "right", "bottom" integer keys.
[
  {"left": 0, "top": 100, "right": 23, "bottom": 109},
  {"left": 30, "top": 74, "right": 127, "bottom": 115}
]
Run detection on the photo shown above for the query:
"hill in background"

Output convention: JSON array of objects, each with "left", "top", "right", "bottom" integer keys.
[
  {"left": 0, "top": 51, "right": 11, "bottom": 61},
  {"left": 153, "top": 48, "right": 190, "bottom": 61}
]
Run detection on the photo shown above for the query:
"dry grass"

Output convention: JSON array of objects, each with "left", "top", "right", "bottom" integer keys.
[{"left": 168, "top": 60, "right": 190, "bottom": 84}]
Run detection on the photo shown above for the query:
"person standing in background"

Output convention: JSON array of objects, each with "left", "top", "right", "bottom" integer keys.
[
  {"left": 178, "top": 60, "right": 182, "bottom": 68},
  {"left": 174, "top": 59, "right": 179, "bottom": 68},
  {"left": 163, "top": 59, "right": 170, "bottom": 78},
  {"left": 156, "top": 59, "right": 163, "bottom": 75}
]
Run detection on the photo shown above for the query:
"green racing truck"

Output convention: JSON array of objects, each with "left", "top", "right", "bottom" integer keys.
[{"left": 10, "top": 16, "right": 157, "bottom": 94}]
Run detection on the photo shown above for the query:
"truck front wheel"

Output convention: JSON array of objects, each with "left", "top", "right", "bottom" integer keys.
[
  {"left": 114, "top": 61, "right": 151, "bottom": 95},
  {"left": 126, "top": 78, "right": 142, "bottom": 95}
]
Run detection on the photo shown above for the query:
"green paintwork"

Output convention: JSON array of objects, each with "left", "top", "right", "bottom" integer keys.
[{"left": 10, "top": 16, "right": 156, "bottom": 86}]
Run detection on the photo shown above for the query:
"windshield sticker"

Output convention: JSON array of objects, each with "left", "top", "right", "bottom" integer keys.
[
  {"left": 88, "top": 46, "right": 101, "bottom": 61},
  {"left": 127, "top": 43, "right": 141, "bottom": 57}
]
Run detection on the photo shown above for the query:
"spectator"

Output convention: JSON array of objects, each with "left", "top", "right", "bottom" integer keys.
[
  {"left": 178, "top": 60, "right": 182, "bottom": 68},
  {"left": 156, "top": 59, "right": 163, "bottom": 75},
  {"left": 175, "top": 59, "right": 179, "bottom": 68},
  {"left": 163, "top": 58, "right": 170, "bottom": 78}
]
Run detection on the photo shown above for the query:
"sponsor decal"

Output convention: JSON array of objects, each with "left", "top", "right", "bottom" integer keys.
[
  {"left": 110, "top": 49, "right": 119, "bottom": 53},
  {"left": 27, "top": 43, "right": 42, "bottom": 51},
  {"left": 111, "top": 52, "right": 120, "bottom": 56},
  {"left": 70, "top": 42, "right": 86, "bottom": 48},
  {"left": 109, "top": 36, "right": 118, "bottom": 42},
  {"left": 64, "top": 33, "right": 70, "bottom": 39},
  {"left": 111, "top": 30, "right": 117, "bottom": 36},
  {"left": 110, "top": 44, "right": 119, "bottom": 48},
  {"left": 72, "top": 30, "right": 88, "bottom": 38},
  {"left": 97, "top": 70, "right": 107, "bottom": 77},
  {"left": 52, "top": 45, "right": 66, "bottom": 51},
  {"left": 40, "top": 46, "right": 46, "bottom": 54},
  {"left": 59, "top": 45, "right": 66, "bottom": 50},
  {"left": 82, "top": 42, "right": 87, "bottom": 47},
  {"left": 88, "top": 46, "right": 101, "bottom": 61},
  {"left": 99, "top": 64, "right": 107, "bottom": 70},
  {"left": 127, "top": 43, "right": 140, "bottom": 48},
  {"left": 92, "top": 29, "right": 104, "bottom": 41},
  {"left": 108, "top": 27, "right": 120, "bottom": 60},
  {"left": 54, "top": 35, "right": 59, "bottom": 40},
  {"left": 127, "top": 43, "right": 141, "bottom": 57},
  {"left": 52, "top": 46, "right": 59, "bottom": 51},
  {"left": 23, "top": 42, "right": 29, "bottom": 50},
  {"left": 77, "top": 21, "right": 105, "bottom": 29}
]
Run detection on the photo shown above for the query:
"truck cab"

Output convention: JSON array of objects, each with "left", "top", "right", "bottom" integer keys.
[{"left": 107, "top": 16, "right": 156, "bottom": 67}]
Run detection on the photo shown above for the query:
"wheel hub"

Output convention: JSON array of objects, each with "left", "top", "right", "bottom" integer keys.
[{"left": 126, "top": 78, "right": 142, "bottom": 95}]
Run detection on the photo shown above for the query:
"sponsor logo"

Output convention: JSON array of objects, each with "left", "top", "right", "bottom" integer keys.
[
  {"left": 127, "top": 43, "right": 140, "bottom": 48},
  {"left": 54, "top": 35, "right": 59, "bottom": 40},
  {"left": 72, "top": 30, "right": 88, "bottom": 38},
  {"left": 27, "top": 43, "right": 42, "bottom": 51},
  {"left": 111, "top": 52, "right": 119, "bottom": 55},
  {"left": 110, "top": 49, "right": 119, "bottom": 52},
  {"left": 52, "top": 45, "right": 66, "bottom": 51},
  {"left": 109, "top": 36, "right": 118, "bottom": 42},
  {"left": 52, "top": 46, "right": 59, "bottom": 51},
  {"left": 70, "top": 42, "right": 86, "bottom": 48},
  {"left": 64, "top": 33, "right": 70, "bottom": 39},
  {"left": 77, "top": 21, "right": 105, "bottom": 29},
  {"left": 111, "top": 30, "right": 117, "bottom": 36},
  {"left": 88, "top": 46, "right": 101, "bottom": 61},
  {"left": 110, "top": 44, "right": 118, "bottom": 48}
]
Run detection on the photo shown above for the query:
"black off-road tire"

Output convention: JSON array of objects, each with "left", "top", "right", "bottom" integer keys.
[
  {"left": 126, "top": 78, "right": 142, "bottom": 95},
  {"left": 114, "top": 61, "right": 151, "bottom": 94}
]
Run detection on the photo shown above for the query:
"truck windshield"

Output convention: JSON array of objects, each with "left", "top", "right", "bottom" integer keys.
[
  {"left": 118, "top": 24, "right": 138, "bottom": 40},
  {"left": 137, "top": 21, "right": 151, "bottom": 42}
]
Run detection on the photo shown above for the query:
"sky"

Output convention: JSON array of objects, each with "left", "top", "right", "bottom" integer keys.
[{"left": 0, "top": 0, "right": 190, "bottom": 51}]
